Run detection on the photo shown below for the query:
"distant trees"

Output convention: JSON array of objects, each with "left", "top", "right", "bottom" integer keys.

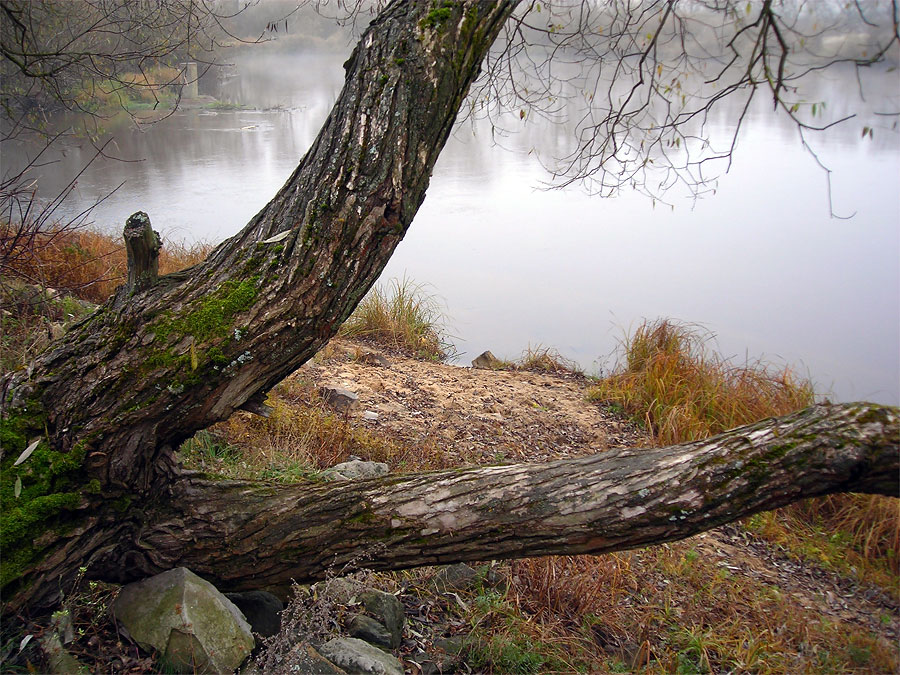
[{"left": 0, "top": 0, "right": 238, "bottom": 138}]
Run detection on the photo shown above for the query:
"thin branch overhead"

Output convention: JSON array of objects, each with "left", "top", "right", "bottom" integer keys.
[{"left": 468, "top": 0, "right": 899, "bottom": 207}]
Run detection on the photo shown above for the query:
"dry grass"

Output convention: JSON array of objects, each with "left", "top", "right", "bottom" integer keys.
[
  {"left": 339, "top": 276, "right": 452, "bottom": 361},
  {"left": 0, "top": 223, "right": 212, "bottom": 373},
  {"left": 586, "top": 317, "right": 899, "bottom": 618},
  {"left": 588, "top": 318, "right": 816, "bottom": 445},
  {"left": 513, "top": 345, "right": 582, "bottom": 375},
  {"left": 461, "top": 544, "right": 898, "bottom": 673},
  {"left": 178, "top": 375, "right": 460, "bottom": 480},
  {"left": 473, "top": 345, "right": 582, "bottom": 375},
  {"left": 747, "top": 494, "right": 900, "bottom": 589},
  {"left": 1, "top": 223, "right": 212, "bottom": 304}
]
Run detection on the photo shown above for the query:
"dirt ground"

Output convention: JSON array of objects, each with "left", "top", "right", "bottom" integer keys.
[{"left": 298, "top": 339, "right": 650, "bottom": 466}]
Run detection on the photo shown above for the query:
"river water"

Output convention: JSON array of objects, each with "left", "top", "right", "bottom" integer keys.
[{"left": 5, "top": 48, "right": 899, "bottom": 405}]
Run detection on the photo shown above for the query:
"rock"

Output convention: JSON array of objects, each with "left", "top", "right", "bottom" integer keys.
[
  {"left": 225, "top": 590, "right": 283, "bottom": 638},
  {"left": 406, "top": 650, "right": 444, "bottom": 675},
  {"left": 431, "top": 563, "right": 479, "bottom": 593},
  {"left": 360, "top": 351, "right": 391, "bottom": 367},
  {"left": 318, "top": 577, "right": 366, "bottom": 604},
  {"left": 112, "top": 567, "right": 254, "bottom": 674},
  {"left": 320, "top": 385, "right": 358, "bottom": 411},
  {"left": 288, "top": 644, "right": 349, "bottom": 674},
  {"left": 363, "top": 410, "right": 379, "bottom": 422},
  {"left": 323, "top": 459, "right": 390, "bottom": 481},
  {"left": 359, "top": 589, "right": 404, "bottom": 649},
  {"left": 319, "top": 637, "right": 404, "bottom": 675},
  {"left": 471, "top": 350, "right": 500, "bottom": 369},
  {"left": 40, "top": 611, "right": 88, "bottom": 674},
  {"left": 432, "top": 636, "right": 465, "bottom": 672},
  {"left": 242, "top": 643, "right": 347, "bottom": 675},
  {"left": 347, "top": 613, "right": 393, "bottom": 650}
]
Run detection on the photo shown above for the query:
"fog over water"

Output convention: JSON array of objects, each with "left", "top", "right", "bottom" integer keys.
[{"left": 6, "top": 45, "right": 899, "bottom": 405}]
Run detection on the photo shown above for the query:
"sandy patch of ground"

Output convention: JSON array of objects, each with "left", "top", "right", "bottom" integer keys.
[{"left": 294, "top": 339, "right": 650, "bottom": 466}]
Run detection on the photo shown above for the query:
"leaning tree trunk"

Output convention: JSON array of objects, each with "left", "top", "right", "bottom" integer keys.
[
  {"left": 0, "top": 0, "right": 897, "bottom": 616},
  {"left": 1, "top": 0, "right": 520, "bottom": 612}
]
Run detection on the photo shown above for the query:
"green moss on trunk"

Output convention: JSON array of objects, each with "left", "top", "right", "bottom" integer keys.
[{"left": 0, "top": 403, "right": 90, "bottom": 590}]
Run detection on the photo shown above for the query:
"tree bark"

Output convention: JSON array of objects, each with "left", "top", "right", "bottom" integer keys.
[
  {"left": 2, "top": 0, "right": 521, "bottom": 490},
  {"left": 1, "top": 0, "right": 521, "bottom": 613},
  {"left": 148, "top": 403, "right": 900, "bottom": 590},
  {"left": 1, "top": 0, "right": 897, "bottom": 617}
]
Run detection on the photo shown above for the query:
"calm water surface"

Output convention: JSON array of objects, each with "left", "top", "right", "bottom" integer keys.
[{"left": 6, "top": 50, "right": 899, "bottom": 405}]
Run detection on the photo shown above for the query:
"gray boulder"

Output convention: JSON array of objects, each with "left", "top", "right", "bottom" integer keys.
[
  {"left": 359, "top": 589, "right": 404, "bottom": 649},
  {"left": 430, "top": 563, "right": 479, "bottom": 593},
  {"left": 471, "top": 350, "right": 500, "bottom": 369},
  {"left": 225, "top": 590, "right": 283, "bottom": 638},
  {"left": 320, "top": 385, "right": 359, "bottom": 411},
  {"left": 318, "top": 576, "right": 367, "bottom": 604},
  {"left": 112, "top": 567, "right": 254, "bottom": 674},
  {"left": 360, "top": 351, "right": 391, "bottom": 367},
  {"left": 347, "top": 613, "right": 393, "bottom": 650},
  {"left": 432, "top": 563, "right": 506, "bottom": 593},
  {"left": 319, "top": 637, "right": 404, "bottom": 675},
  {"left": 323, "top": 459, "right": 390, "bottom": 481},
  {"left": 288, "top": 643, "right": 349, "bottom": 674}
]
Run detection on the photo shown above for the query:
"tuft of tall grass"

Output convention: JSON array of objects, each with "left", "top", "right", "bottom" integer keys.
[
  {"left": 339, "top": 276, "right": 451, "bottom": 361},
  {"left": 515, "top": 344, "right": 582, "bottom": 375},
  {"left": 588, "top": 319, "right": 816, "bottom": 445},
  {"left": 589, "top": 318, "right": 898, "bottom": 592}
]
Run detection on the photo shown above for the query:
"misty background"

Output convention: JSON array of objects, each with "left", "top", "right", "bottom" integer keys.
[{"left": 5, "top": 0, "right": 899, "bottom": 404}]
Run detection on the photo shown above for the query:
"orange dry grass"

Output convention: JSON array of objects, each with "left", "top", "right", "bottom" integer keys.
[
  {"left": 589, "top": 318, "right": 898, "bottom": 603},
  {"left": 750, "top": 494, "right": 900, "bottom": 584},
  {"left": 589, "top": 318, "right": 816, "bottom": 445},
  {"left": 186, "top": 376, "right": 459, "bottom": 480},
  {"left": 1, "top": 224, "right": 212, "bottom": 303}
]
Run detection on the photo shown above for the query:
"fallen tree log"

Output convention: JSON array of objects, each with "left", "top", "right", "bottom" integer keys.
[{"left": 64, "top": 402, "right": 900, "bottom": 601}]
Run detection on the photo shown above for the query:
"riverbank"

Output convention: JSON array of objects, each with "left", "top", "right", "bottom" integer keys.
[
  {"left": 1, "top": 230, "right": 897, "bottom": 672},
  {"left": 179, "top": 336, "right": 898, "bottom": 673}
]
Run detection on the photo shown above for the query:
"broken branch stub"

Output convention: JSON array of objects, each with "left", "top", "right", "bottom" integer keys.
[{"left": 124, "top": 211, "right": 161, "bottom": 294}]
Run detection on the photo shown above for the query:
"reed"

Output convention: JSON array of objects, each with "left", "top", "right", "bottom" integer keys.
[
  {"left": 588, "top": 318, "right": 816, "bottom": 445},
  {"left": 339, "top": 276, "right": 451, "bottom": 361}
]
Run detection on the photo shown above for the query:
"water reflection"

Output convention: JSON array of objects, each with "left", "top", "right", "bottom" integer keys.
[{"left": 4, "top": 50, "right": 898, "bottom": 405}]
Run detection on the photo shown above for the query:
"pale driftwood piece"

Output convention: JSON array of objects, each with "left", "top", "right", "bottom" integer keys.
[{"left": 123, "top": 211, "right": 161, "bottom": 294}]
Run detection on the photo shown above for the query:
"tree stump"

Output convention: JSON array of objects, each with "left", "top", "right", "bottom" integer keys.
[{"left": 124, "top": 211, "right": 160, "bottom": 294}]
